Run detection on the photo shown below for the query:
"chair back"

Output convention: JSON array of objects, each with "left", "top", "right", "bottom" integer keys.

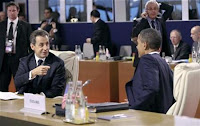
[
  {"left": 119, "top": 45, "right": 132, "bottom": 56},
  {"left": 83, "top": 43, "right": 94, "bottom": 59},
  {"left": 166, "top": 63, "right": 200, "bottom": 118},
  {"left": 49, "top": 50, "right": 79, "bottom": 84}
]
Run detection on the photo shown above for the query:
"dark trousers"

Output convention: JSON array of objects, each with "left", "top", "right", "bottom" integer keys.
[{"left": 0, "top": 54, "right": 19, "bottom": 91}]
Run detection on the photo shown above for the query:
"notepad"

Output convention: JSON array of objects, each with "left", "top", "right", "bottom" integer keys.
[
  {"left": 0, "top": 92, "right": 24, "bottom": 100},
  {"left": 98, "top": 114, "right": 132, "bottom": 121}
]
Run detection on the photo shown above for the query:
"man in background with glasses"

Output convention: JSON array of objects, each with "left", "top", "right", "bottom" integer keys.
[{"left": 131, "top": 0, "right": 173, "bottom": 68}]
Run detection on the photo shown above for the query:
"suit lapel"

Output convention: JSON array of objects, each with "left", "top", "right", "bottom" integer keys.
[
  {"left": 174, "top": 42, "right": 182, "bottom": 59},
  {"left": 29, "top": 56, "right": 37, "bottom": 71},
  {"left": 16, "top": 20, "right": 22, "bottom": 47},
  {"left": 37, "top": 53, "right": 52, "bottom": 85}
]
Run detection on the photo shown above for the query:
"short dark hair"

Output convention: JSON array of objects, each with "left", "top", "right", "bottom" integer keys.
[
  {"left": 6, "top": 2, "right": 20, "bottom": 11},
  {"left": 139, "top": 28, "right": 161, "bottom": 50},
  {"left": 45, "top": 7, "right": 52, "bottom": 13},
  {"left": 30, "top": 30, "right": 49, "bottom": 45},
  {"left": 90, "top": 10, "right": 100, "bottom": 18}
]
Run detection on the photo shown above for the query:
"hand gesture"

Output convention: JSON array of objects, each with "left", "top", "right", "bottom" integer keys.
[
  {"left": 141, "top": 12, "right": 148, "bottom": 18},
  {"left": 41, "top": 22, "right": 48, "bottom": 29},
  {"left": 31, "top": 65, "right": 50, "bottom": 78},
  {"left": 51, "top": 22, "right": 56, "bottom": 29}
]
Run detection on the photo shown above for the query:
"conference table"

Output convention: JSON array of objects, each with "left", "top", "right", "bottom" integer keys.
[
  {"left": 9, "top": 60, "right": 177, "bottom": 103},
  {"left": 0, "top": 98, "right": 193, "bottom": 126},
  {"left": 79, "top": 60, "right": 119, "bottom": 103},
  {"left": 80, "top": 60, "right": 176, "bottom": 103}
]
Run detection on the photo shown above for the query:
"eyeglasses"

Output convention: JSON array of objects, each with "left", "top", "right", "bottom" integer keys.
[{"left": 147, "top": 8, "right": 159, "bottom": 11}]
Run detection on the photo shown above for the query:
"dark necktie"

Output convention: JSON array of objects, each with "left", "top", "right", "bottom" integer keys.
[
  {"left": 37, "top": 59, "right": 43, "bottom": 66},
  {"left": 151, "top": 20, "right": 155, "bottom": 29},
  {"left": 32, "top": 59, "right": 43, "bottom": 91},
  {"left": 8, "top": 22, "right": 14, "bottom": 40}
]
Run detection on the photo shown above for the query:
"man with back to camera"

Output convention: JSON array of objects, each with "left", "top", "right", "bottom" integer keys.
[
  {"left": 132, "top": 0, "right": 173, "bottom": 68},
  {"left": 0, "top": 2, "right": 32, "bottom": 92},
  {"left": 126, "top": 28, "right": 174, "bottom": 113},
  {"left": 170, "top": 29, "right": 190, "bottom": 60},
  {"left": 190, "top": 26, "right": 200, "bottom": 52},
  {"left": 14, "top": 30, "right": 66, "bottom": 98},
  {"left": 86, "top": 10, "right": 113, "bottom": 56}
]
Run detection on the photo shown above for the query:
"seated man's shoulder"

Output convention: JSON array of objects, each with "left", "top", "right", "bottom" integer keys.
[
  {"left": 181, "top": 41, "right": 190, "bottom": 46},
  {"left": 140, "top": 54, "right": 162, "bottom": 65},
  {"left": 19, "top": 53, "right": 34, "bottom": 62},
  {"left": 140, "top": 54, "right": 154, "bottom": 61},
  {"left": 49, "top": 52, "right": 64, "bottom": 64}
]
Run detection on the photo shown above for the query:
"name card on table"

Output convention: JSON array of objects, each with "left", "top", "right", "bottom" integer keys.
[{"left": 20, "top": 93, "right": 46, "bottom": 115}]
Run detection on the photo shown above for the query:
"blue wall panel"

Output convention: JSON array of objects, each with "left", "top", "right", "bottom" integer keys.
[{"left": 32, "top": 21, "right": 200, "bottom": 55}]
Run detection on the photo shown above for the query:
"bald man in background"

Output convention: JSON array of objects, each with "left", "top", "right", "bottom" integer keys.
[
  {"left": 191, "top": 26, "right": 200, "bottom": 52},
  {"left": 0, "top": 11, "right": 6, "bottom": 22},
  {"left": 170, "top": 29, "right": 190, "bottom": 60}
]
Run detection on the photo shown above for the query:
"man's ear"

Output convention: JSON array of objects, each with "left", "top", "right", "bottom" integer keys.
[
  {"left": 144, "top": 42, "right": 149, "bottom": 50},
  {"left": 30, "top": 43, "right": 35, "bottom": 51}
]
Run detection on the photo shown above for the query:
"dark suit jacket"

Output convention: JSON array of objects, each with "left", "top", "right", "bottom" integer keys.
[
  {"left": 126, "top": 53, "right": 174, "bottom": 113},
  {"left": 91, "top": 19, "right": 112, "bottom": 55},
  {"left": 41, "top": 19, "right": 61, "bottom": 48},
  {"left": 0, "top": 19, "right": 32, "bottom": 72},
  {"left": 170, "top": 40, "right": 190, "bottom": 60},
  {"left": 14, "top": 52, "right": 66, "bottom": 98},
  {"left": 132, "top": 3, "right": 173, "bottom": 68}
]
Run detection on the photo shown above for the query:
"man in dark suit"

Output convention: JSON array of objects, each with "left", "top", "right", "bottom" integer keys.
[
  {"left": 86, "top": 10, "right": 113, "bottom": 56},
  {"left": 39, "top": 7, "right": 61, "bottom": 50},
  {"left": 170, "top": 29, "right": 190, "bottom": 60},
  {"left": 126, "top": 28, "right": 174, "bottom": 113},
  {"left": 14, "top": 30, "right": 66, "bottom": 98},
  {"left": 132, "top": 1, "right": 173, "bottom": 67},
  {"left": 0, "top": 2, "right": 32, "bottom": 91}
]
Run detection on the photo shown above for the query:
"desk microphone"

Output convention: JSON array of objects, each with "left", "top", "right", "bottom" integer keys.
[{"left": 82, "top": 80, "right": 91, "bottom": 87}]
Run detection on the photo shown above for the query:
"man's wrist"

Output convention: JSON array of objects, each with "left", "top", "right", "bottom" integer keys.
[
  {"left": 29, "top": 71, "right": 35, "bottom": 80},
  {"left": 52, "top": 28, "right": 58, "bottom": 33}
]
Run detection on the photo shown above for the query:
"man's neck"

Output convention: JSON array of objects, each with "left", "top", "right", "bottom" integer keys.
[
  {"left": 145, "top": 49, "right": 159, "bottom": 54},
  {"left": 94, "top": 18, "right": 99, "bottom": 23},
  {"left": 9, "top": 17, "right": 17, "bottom": 22},
  {"left": 147, "top": 16, "right": 156, "bottom": 21}
]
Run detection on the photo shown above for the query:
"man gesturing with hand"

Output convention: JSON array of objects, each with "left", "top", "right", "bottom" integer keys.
[{"left": 14, "top": 30, "right": 66, "bottom": 98}]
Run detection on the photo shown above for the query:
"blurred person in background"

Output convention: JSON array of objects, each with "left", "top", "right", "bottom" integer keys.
[
  {"left": 0, "top": 11, "right": 6, "bottom": 22},
  {"left": 39, "top": 7, "right": 61, "bottom": 50},
  {"left": 170, "top": 29, "right": 190, "bottom": 60}
]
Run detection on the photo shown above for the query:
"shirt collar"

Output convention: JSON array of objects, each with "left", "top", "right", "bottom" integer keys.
[
  {"left": 34, "top": 54, "right": 46, "bottom": 66},
  {"left": 174, "top": 43, "right": 179, "bottom": 48},
  {"left": 46, "top": 18, "right": 53, "bottom": 24},
  {"left": 148, "top": 51, "right": 160, "bottom": 55},
  {"left": 147, "top": 17, "right": 156, "bottom": 22},
  {"left": 8, "top": 17, "right": 18, "bottom": 25},
  {"left": 95, "top": 18, "right": 100, "bottom": 23}
]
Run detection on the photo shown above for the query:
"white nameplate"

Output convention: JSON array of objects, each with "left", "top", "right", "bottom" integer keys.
[{"left": 20, "top": 93, "right": 46, "bottom": 115}]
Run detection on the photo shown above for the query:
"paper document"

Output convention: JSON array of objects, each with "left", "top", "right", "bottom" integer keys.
[
  {"left": 0, "top": 91, "right": 24, "bottom": 100},
  {"left": 98, "top": 114, "right": 133, "bottom": 121}
]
